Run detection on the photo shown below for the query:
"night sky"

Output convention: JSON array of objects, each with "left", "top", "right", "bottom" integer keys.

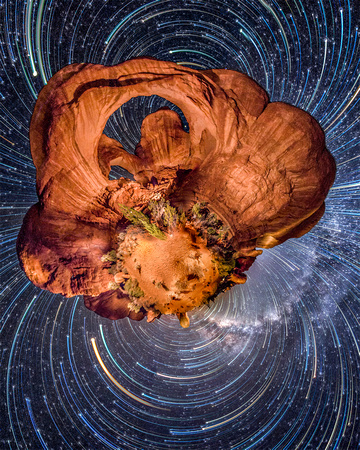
[{"left": 1, "top": 0, "right": 360, "bottom": 449}]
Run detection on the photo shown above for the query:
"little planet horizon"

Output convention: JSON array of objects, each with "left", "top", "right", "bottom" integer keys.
[{"left": 17, "top": 57, "right": 336, "bottom": 328}]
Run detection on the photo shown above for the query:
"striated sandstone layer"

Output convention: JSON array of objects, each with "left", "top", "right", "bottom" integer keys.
[{"left": 17, "top": 58, "right": 336, "bottom": 327}]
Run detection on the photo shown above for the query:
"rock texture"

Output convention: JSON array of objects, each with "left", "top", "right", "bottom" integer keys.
[{"left": 17, "top": 58, "right": 336, "bottom": 326}]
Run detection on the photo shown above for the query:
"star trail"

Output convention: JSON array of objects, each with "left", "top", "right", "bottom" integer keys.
[{"left": 1, "top": 0, "right": 359, "bottom": 448}]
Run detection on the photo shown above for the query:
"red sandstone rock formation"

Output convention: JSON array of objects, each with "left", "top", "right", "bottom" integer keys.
[{"left": 17, "top": 58, "right": 336, "bottom": 326}]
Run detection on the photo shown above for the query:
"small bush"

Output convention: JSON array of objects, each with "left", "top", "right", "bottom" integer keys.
[
  {"left": 128, "top": 302, "right": 141, "bottom": 313},
  {"left": 124, "top": 278, "right": 144, "bottom": 298},
  {"left": 119, "top": 204, "right": 166, "bottom": 240},
  {"left": 191, "top": 202, "right": 207, "bottom": 218},
  {"left": 101, "top": 249, "right": 117, "bottom": 262},
  {"left": 149, "top": 199, "right": 186, "bottom": 229},
  {"left": 216, "top": 257, "right": 236, "bottom": 278},
  {"left": 108, "top": 265, "right": 118, "bottom": 275}
]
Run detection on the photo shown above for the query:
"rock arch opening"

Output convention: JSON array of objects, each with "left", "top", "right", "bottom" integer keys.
[{"left": 103, "top": 95, "right": 189, "bottom": 181}]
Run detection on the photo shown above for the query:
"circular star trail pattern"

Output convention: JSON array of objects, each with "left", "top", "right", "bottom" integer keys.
[{"left": 1, "top": 0, "right": 359, "bottom": 448}]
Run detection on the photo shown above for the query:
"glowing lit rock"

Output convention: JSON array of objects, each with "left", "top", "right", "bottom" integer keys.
[{"left": 17, "top": 58, "right": 336, "bottom": 327}]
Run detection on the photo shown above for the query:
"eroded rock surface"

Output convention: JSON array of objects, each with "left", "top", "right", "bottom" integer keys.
[{"left": 17, "top": 58, "right": 336, "bottom": 327}]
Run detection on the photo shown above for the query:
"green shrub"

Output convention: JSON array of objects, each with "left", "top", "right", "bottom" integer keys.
[
  {"left": 108, "top": 265, "right": 118, "bottom": 275},
  {"left": 108, "top": 282, "right": 120, "bottom": 290},
  {"left": 101, "top": 249, "right": 117, "bottom": 262},
  {"left": 191, "top": 202, "right": 207, "bottom": 218},
  {"left": 148, "top": 199, "right": 186, "bottom": 229},
  {"left": 119, "top": 204, "right": 166, "bottom": 240},
  {"left": 216, "top": 257, "right": 236, "bottom": 278},
  {"left": 128, "top": 302, "right": 141, "bottom": 313},
  {"left": 124, "top": 278, "right": 144, "bottom": 298}
]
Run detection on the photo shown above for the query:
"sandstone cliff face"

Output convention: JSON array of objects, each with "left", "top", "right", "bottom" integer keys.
[{"left": 17, "top": 58, "right": 336, "bottom": 326}]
